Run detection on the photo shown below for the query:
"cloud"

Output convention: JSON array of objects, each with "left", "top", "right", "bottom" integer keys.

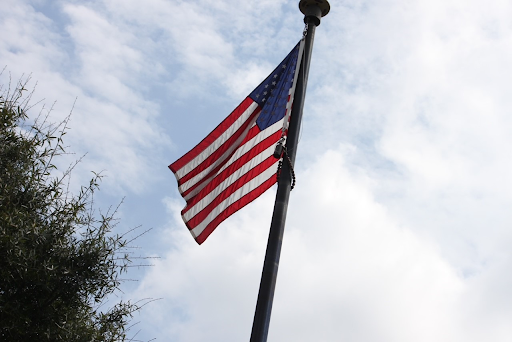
[
  {"left": 136, "top": 147, "right": 512, "bottom": 341},
  {"left": 0, "top": 0, "right": 171, "bottom": 194},
  {"left": 297, "top": 0, "right": 512, "bottom": 268}
]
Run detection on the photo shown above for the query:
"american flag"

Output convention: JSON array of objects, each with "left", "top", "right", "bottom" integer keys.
[{"left": 169, "top": 40, "right": 304, "bottom": 244}]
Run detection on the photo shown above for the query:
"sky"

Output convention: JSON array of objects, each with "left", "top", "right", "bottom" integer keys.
[{"left": 1, "top": 0, "right": 512, "bottom": 341}]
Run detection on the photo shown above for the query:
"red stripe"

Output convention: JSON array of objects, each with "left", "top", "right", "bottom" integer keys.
[
  {"left": 194, "top": 176, "right": 277, "bottom": 245},
  {"left": 182, "top": 129, "right": 282, "bottom": 212},
  {"left": 176, "top": 106, "right": 261, "bottom": 186},
  {"left": 180, "top": 124, "right": 264, "bottom": 199},
  {"left": 185, "top": 156, "right": 278, "bottom": 228},
  {"left": 169, "top": 97, "right": 255, "bottom": 173}
]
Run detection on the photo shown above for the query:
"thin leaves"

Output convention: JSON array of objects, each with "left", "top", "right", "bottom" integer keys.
[{"left": 0, "top": 77, "right": 149, "bottom": 341}]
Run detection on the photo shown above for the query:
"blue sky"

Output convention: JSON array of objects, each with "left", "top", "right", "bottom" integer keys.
[{"left": 2, "top": 0, "right": 512, "bottom": 341}]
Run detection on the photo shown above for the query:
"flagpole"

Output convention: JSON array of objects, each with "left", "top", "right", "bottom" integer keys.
[{"left": 249, "top": 1, "right": 330, "bottom": 341}]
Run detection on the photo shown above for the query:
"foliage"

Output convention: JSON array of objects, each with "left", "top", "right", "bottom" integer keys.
[{"left": 0, "top": 78, "right": 142, "bottom": 341}]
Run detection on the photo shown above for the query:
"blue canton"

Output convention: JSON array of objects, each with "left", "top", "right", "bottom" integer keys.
[{"left": 249, "top": 43, "right": 300, "bottom": 131}]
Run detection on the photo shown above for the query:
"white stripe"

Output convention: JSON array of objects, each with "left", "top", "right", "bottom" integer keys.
[
  {"left": 178, "top": 112, "right": 259, "bottom": 194},
  {"left": 183, "top": 144, "right": 276, "bottom": 221},
  {"left": 182, "top": 118, "right": 284, "bottom": 200},
  {"left": 282, "top": 88, "right": 294, "bottom": 133},
  {"left": 189, "top": 164, "right": 278, "bottom": 238},
  {"left": 176, "top": 101, "right": 259, "bottom": 179}
]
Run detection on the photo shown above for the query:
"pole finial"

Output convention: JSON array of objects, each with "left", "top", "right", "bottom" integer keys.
[{"left": 299, "top": 0, "right": 330, "bottom": 26}]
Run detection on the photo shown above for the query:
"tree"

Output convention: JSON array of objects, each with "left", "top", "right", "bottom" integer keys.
[{"left": 0, "top": 78, "right": 142, "bottom": 341}]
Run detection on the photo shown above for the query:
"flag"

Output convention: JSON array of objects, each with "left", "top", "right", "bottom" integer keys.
[{"left": 169, "top": 40, "right": 304, "bottom": 244}]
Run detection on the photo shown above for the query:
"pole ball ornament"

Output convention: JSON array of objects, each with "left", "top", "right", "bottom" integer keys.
[{"left": 299, "top": 0, "right": 330, "bottom": 26}]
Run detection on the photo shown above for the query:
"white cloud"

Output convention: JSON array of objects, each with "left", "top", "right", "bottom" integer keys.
[
  {"left": 137, "top": 147, "right": 512, "bottom": 341},
  {"left": 0, "top": 0, "right": 171, "bottom": 193},
  {"left": 298, "top": 0, "right": 512, "bottom": 268}
]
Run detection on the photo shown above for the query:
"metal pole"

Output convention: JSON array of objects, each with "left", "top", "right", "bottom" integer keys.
[{"left": 249, "top": 2, "right": 330, "bottom": 341}]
